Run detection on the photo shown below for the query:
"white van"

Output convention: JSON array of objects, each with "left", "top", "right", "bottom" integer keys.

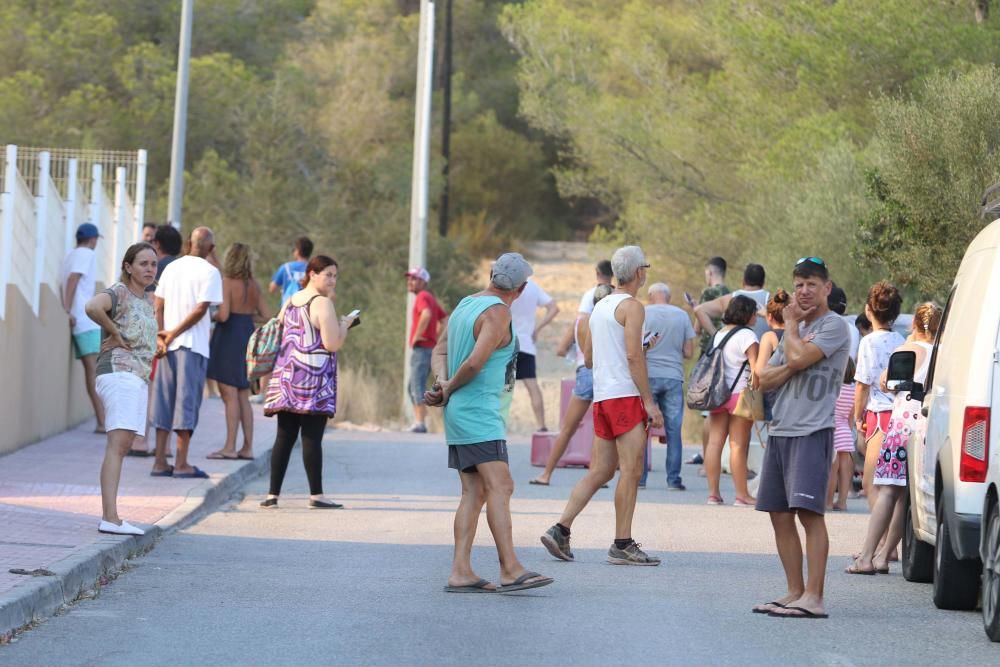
[
  {"left": 897, "top": 218, "right": 1000, "bottom": 615},
  {"left": 984, "top": 445, "right": 1000, "bottom": 641}
]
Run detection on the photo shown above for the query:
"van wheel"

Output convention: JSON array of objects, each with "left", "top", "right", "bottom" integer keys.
[
  {"left": 933, "top": 513, "right": 981, "bottom": 610},
  {"left": 902, "top": 492, "right": 934, "bottom": 583},
  {"left": 983, "top": 503, "right": 1000, "bottom": 642}
]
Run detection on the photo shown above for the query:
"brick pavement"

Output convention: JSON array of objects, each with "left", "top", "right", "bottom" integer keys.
[{"left": 0, "top": 397, "right": 276, "bottom": 603}]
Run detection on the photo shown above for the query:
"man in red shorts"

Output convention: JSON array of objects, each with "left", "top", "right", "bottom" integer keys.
[{"left": 541, "top": 245, "right": 664, "bottom": 565}]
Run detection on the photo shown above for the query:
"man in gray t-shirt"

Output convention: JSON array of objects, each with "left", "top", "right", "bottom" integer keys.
[
  {"left": 640, "top": 283, "right": 695, "bottom": 489},
  {"left": 753, "top": 257, "right": 850, "bottom": 621}
]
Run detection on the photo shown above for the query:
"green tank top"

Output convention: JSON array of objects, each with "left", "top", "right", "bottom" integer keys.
[{"left": 444, "top": 295, "right": 517, "bottom": 445}]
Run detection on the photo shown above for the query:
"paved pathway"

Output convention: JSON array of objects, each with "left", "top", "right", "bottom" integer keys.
[
  {"left": 4, "top": 432, "right": 998, "bottom": 664},
  {"left": 0, "top": 398, "right": 276, "bottom": 635}
]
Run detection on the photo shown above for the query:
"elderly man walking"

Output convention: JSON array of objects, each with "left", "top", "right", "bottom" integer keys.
[
  {"left": 150, "top": 227, "right": 223, "bottom": 478},
  {"left": 753, "top": 257, "right": 850, "bottom": 619},
  {"left": 541, "top": 246, "right": 664, "bottom": 566},
  {"left": 639, "top": 282, "right": 695, "bottom": 490},
  {"left": 425, "top": 253, "right": 553, "bottom": 594}
]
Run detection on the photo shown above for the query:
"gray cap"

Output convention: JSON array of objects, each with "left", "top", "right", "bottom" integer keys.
[{"left": 491, "top": 252, "right": 533, "bottom": 290}]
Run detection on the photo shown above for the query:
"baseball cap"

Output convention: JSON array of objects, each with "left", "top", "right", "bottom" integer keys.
[
  {"left": 404, "top": 267, "right": 431, "bottom": 282},
  {"left": 491, "top": 252, "right": 533, "bottom": 290},
  {"left": 75, "top": 223, "right": 101, "bottom": 241}
]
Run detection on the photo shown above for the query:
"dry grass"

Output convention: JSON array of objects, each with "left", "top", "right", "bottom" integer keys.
[{"left": 333, "top": 364, "right": 400, "bottom": 429}]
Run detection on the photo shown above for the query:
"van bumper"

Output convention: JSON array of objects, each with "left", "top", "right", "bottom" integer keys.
[{"left": 952, "top": 512, "right": 983, "bottom": 560}]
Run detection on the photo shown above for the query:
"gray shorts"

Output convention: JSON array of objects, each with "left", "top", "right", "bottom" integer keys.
[
  {"left": 409, "top": 346, "right": 433, "bottom": 405},
  {"left": 756, "top": 428, "right": 833, "bottom": 516},
  {"left": 151, "top": 348, "right": 208, "bottom": 433},
  {"left": 448, "top": 440, "right": 508, "bottom": 473}
]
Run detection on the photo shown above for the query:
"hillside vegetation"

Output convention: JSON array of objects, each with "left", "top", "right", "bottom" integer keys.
[{"left": 4, "top": 0, "right": 1000, "bottom": 407}]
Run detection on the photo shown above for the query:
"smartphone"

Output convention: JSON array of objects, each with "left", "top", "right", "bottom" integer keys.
[
  {"left": 346, "top": 309, "right": 361, "bottom": 329},
  {"left": 642, "top": 330, "right": 656, "bottom": 349},
  {"left": 347, "top": 309, "right": 361, "bottom": 319},
  {"left": 684, "top": 292, "right": 695, "bottom": 307}
]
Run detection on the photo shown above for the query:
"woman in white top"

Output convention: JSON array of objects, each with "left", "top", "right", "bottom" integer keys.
[
  {"left": 705, "top": 296, "right": 759, "bottom": 507},
  {"left": 847, "top": 303, "right": 941, "bottom": 575},
  {"left": 853, "top": 281, "right": 905, "bottom": 510}
]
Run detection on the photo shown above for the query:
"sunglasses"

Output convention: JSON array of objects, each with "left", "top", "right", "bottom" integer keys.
[{"left": 796, "top": 256, "right": 825, "bottom": 267}]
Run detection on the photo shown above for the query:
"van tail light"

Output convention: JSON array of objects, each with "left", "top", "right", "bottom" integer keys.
[{"left": 959, "top": 406, "right": 990, "bottom": 483}]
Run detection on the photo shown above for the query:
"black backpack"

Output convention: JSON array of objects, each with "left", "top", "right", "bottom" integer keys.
[{"left": 685, "top": 327, "right": 749, "bottom": 411}]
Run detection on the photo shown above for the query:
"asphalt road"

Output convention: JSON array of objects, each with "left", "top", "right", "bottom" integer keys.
[{"left": 4, "top": 431, "right": 998, "bottom": 666}]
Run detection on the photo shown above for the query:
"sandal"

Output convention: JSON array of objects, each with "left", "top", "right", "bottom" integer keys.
[
  {"left": 497, "top": 571, "right": 554, "bottom": 594},
  {"left": 845, "top": 560, "right": 877, "bottom": 575},
  {"left": 752, "top": 601, "right": 786, "bottom": 614}
]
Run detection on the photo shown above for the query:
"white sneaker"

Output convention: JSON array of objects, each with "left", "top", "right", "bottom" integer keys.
[{"left": 98, "top": 520, "right": 145, "bottom": 536}]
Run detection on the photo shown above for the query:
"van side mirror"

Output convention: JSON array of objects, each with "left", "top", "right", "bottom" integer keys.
[{"left": 887, "top": 350, "right": 925, "bottom": 401}]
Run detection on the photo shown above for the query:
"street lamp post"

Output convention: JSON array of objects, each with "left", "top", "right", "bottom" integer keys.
[
  {"left": 402, "top": 0, "right": 436, "bottom": 419},
  {"left": 167, "top": 0, "right": 194, "bottom": 230}
]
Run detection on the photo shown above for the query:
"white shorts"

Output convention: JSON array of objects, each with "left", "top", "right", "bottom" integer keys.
[{"left": 96, "top": 372, "right": 149, "bottom": 434}]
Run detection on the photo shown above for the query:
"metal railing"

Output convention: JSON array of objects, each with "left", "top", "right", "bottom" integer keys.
[{"left": 0, "top": 145, "right": 148, "bottom": 318}]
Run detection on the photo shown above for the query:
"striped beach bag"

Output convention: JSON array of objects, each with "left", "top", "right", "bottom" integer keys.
[{"left": 246, "top": 314, "right": 284, "bottom": 394}]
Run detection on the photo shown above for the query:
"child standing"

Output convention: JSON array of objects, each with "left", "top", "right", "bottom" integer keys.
[{"left": 827, "top": 357, "right": 856, "bottom": 511}]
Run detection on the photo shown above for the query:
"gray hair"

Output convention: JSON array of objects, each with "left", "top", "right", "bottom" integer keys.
[
  {"left": 611, "top": 245, "right": 647, "bottom": 284},
  {"left": 648, "top": 282, "right": 671, "bottom": 300}
]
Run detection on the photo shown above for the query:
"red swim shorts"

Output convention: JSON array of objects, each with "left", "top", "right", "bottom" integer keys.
[{"left": 593, "top": 396, "right": 648, "bottom": 440}]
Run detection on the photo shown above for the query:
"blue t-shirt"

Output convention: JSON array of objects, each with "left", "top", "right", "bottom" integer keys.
[
  {"left": 644, "top": 304, "right": 696, "bottom": 381},
  {"left": 444, "top": 295, "right": 517, "bottom": 445},
  {"left": 272, "top": 261, "right": 307, "bottom": 305}
]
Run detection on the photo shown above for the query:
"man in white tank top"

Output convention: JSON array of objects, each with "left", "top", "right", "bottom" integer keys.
[{"left": 541, "top": 246, "right": 665, "bottom": 566}]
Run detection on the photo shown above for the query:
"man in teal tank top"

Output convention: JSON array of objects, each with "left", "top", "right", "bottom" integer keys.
[{"left": 424, "top": 253, "right": 554, "bottom": 595}]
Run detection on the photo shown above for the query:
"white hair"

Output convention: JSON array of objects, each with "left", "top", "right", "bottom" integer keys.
[
  {"left": 611, "top": 245, "right": 646, "bottom": 284},
  {"left": 648, "top": 282, "right": 671, "bottom": 300}
]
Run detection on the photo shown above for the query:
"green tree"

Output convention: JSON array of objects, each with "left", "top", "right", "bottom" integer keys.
[{"left": 856, "top": 66, "right": 1000, "bottom": 298}]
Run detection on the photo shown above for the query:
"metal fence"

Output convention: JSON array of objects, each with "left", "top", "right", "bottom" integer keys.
[{"left": 0, "top": 145, "right": 148, "bottom": 319}]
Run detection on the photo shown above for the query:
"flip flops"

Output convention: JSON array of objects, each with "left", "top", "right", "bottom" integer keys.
[
  {"left": 150, "top": 466, "right": 174, "bottom": 477},
  {"left": 206, "top": 452, "right": 238, "bottom": 460},
  {"left": 173, "top": 466, "right": 209, "bottom": 479},
  {"left": 528, "top": 479, "right": 549, "bottom": 486},
  {"left": 496, "top": 571, "right": 554, "bottom": 594},
  {"left": 443, "top": 578, "right": 496, "bottom": 594},
  {"left": 752, "top": 601, "right": 786, "bottom": 614},
  {"left": 844, "top": 562, "right": 877, "bottom": 575},
  {"left": 768, "top": 606, "right": 829, "bottom": 619},
  {"left": 126, "top": 449, "right": 154, "bottom": 458}
]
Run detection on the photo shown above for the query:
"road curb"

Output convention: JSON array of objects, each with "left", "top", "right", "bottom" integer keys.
[{"left": 0, "top": 449, "right": 271, "bottom": 642}]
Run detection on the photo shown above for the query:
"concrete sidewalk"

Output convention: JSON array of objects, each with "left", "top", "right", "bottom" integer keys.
[{"left": 0, "top": 398, "right": 278, "bottom": 640}]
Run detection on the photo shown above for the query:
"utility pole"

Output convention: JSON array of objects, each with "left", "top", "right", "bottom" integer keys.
[
  {"left": 403, "top": 0, "right": 436, "bottom": 417},
  {"left": 167, "top": 0, "right": 194, "bottom": 230},
  {"left": 438, "top": 0, "right": 453, "bottom": 237}
]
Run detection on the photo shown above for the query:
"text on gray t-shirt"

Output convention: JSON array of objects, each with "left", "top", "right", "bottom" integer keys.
[
  {"left": 769, "top": 311, "right": 851, "bottom": 437},
  {"left": 644, "top": 304, "right": 696, "bottom": 381}
]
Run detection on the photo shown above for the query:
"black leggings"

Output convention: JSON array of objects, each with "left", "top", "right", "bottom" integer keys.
[{"left": 269, "top": 412, "right": 328, "bottom": 496}]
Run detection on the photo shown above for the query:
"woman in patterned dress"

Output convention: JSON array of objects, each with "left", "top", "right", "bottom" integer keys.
[
  {"left": 260, "top": 255, "right": 358, "bottom": 509},
  {"left": 846, "top": 303, "right": 941, "bottom": 574},
  {"left": 84, "top": 243, "right": 159, "bottom": 535}
]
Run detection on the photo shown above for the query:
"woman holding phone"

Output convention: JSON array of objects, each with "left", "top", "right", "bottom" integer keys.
[{"left": 261, "top": 255, "right": 358, "bottom": 509}]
